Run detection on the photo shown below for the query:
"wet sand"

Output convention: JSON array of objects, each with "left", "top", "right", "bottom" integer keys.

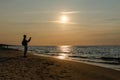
[{"left": 0, "top": 48, "right": 120, "bottom": 80}]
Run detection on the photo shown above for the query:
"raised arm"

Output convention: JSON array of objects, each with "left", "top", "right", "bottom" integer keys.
[{"left": 28, "top": 37, "right": 31, "bottom": 42}]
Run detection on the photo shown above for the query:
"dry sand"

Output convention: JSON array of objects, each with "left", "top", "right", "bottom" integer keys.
[{"left": 0, "top": 48, "right": 120, "bottom": 80}]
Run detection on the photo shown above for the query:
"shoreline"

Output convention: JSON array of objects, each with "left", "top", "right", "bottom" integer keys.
[
  {"left": 0, "top": 48, "right": 120, "bottom": 80},
  {"left": 32, "top": 52, "right": 120, "bottom": 71}
]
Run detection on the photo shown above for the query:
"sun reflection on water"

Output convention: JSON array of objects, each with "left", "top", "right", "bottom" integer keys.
[
  {"left": 57, "top": 53, "right": 68, "bottom": 59},
  {"left": 57, "top": 46, "right": 71, "bottom": 60},
  {"left": 59, "top": 45, "right": 71, "bottom": 52}
]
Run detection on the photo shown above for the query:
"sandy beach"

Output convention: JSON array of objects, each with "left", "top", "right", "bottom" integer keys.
[{"left": 0, "top": 48, "right": 120, "bottom": 80}]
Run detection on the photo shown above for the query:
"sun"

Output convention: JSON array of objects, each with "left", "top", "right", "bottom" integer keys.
[{"left": 61, "top": 15, "right": 68, "bottom": 23}]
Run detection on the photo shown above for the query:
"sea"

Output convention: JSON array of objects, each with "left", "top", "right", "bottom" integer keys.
[{"left": 9, "top": 46, "right": 120, "bottom": 71}]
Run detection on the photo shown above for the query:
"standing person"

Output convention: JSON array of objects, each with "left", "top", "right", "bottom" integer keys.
[{"left": 22, "top": 35, "right": 31, "bottom": 58}]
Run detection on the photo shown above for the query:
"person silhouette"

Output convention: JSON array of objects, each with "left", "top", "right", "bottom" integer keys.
[{"left": 22, "top": 35, "right": 31, "bottom": 58}]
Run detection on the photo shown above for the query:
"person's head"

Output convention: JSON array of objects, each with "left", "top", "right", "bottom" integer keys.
[{"left": 23, "top": 35, "right": 26, "bottom": 38}]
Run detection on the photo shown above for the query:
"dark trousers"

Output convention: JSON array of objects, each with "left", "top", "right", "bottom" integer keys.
[{"left": 24, "top": 45, "right": 28, "bottom": 57}]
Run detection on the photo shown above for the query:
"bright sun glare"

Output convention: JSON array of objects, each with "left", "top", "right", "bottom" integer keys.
[{"left": 61, "top": 15, "right": 68, "bottom": 23}]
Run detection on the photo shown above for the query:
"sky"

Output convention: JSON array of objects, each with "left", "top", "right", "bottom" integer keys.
[{"left": 0, "top": 0, "right": 120, "bottom": 46}]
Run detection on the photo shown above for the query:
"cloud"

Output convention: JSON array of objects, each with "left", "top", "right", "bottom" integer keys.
[
  {"left": 60, "top": 11, "right": 81, "bottom": 14},
  {"left": 21, "top": 10, "right": 104, "bottom": 15},
  {"left": 22, "top": 11, "right": 55, "bottom": 14},
  {"left": 47, "top": 20, "right": 79, "bottom": 25},
  {"left": 22, "top": 10, "right": 81, "bottom": 15},
  {"left": 104, "top": 18, "right": 120, "bottom": 22}
]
